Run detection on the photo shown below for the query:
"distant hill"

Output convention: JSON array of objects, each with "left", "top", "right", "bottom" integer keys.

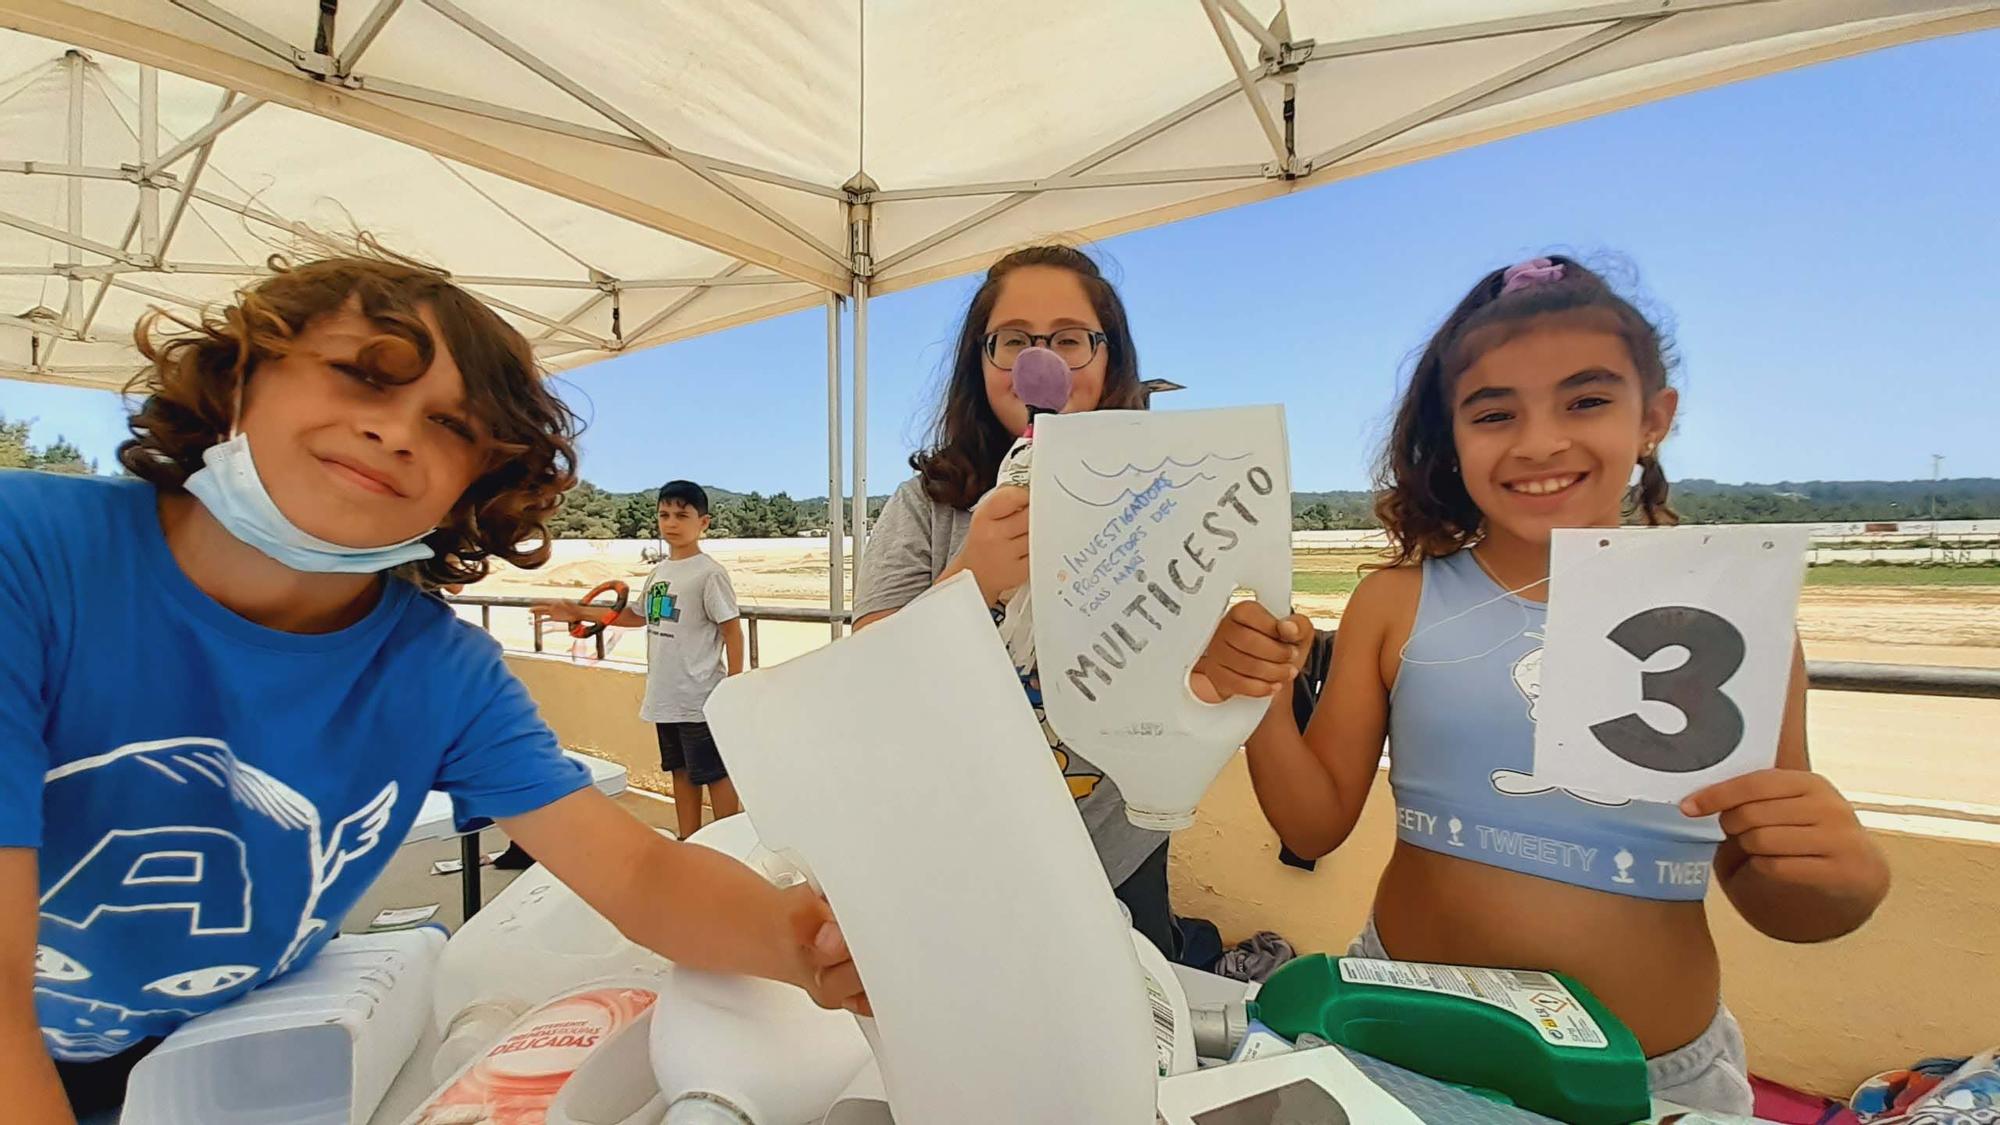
[
  {"left": 1289, "top": 478, "right": 2000, "bottom": 530},
  {"left": 550, "top": 477, "right": 2000, "bottom": 538},
  {"left": 1667, "top": 478, "right": 2000, "bottom": 524}
]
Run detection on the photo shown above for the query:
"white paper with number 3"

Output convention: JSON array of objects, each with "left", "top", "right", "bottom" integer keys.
[{"left": 1532, "top": 525, "right": 1810, "bottom": 804}]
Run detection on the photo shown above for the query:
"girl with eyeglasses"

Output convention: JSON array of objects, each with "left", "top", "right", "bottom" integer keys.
[{"left": 854, "top": 245, "right": 1194, "bottom": 950}]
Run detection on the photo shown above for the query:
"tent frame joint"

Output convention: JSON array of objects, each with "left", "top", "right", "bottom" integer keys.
[
  {"left": 1264, "top": 36, "right": 1315, "bottom": 73},
  {"left": 289, "top": 46, "right": 338, "bottom": 80}
]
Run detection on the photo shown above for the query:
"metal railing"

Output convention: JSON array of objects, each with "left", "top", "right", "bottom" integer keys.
[
  {"left": 442, "top": 593, "right": 2000, "bottom": 699},
  {"left": 442, "top": 593, "right": 844, "bottom": 668}
]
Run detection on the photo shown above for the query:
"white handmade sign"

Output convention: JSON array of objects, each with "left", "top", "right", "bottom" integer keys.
[
  {"left": 1532, "top": 526, "right": 1810, "bottom": 804},
  {"left": 1031, "top": 406, "right": 1292, "bottom": 830}
]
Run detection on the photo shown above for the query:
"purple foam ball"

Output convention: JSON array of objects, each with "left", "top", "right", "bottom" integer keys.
[{"left": 1011, "top": 346, "right": 1073, "bottom": 412}]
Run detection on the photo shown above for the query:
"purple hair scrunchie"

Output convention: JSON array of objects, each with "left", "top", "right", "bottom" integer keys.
[{"left": 1499, "top": 257, "right": 1566, "bottom": 294}]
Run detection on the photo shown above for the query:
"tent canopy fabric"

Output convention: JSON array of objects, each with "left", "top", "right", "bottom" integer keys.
[
  {"left": 4, "top": 0, "right": 1996, "bottom": 392},
  {"left": 4, "top": 0, "right": 1993, "bottom": 622}
]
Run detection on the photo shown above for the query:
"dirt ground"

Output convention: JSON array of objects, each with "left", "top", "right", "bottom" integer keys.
[{"left": 472, "top": 543, "right": 1999, "bottom": 808}]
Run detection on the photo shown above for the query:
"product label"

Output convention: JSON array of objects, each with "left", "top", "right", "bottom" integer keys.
[
  {"left": 1336, "top": 959, "right": 1608, "bottom": 1049},
  {"left": 1230, "top": 1029, "right": 1298, "bottom": 1063},
  {"left": 407, "top": 986, "right": 657, "bottom": 1125},
  {"left": 1147, "top": 972, "right": 1177, "bottom": 1076}
]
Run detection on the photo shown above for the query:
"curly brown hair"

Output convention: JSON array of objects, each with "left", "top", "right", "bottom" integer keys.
[
  {"left": 1375, "top": 255, "right": 1678, "bottom": 567},
  {"left": 119, "top": 255, "right": 579, "bottom": 588},
  {"left": 911, "top": 245, "right": 1148, "bottom": 510}
]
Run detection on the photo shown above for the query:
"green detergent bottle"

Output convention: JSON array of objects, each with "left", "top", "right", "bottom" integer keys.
[{"left": 1251, "top": 955, "right": 1652, "bottom": 1125}]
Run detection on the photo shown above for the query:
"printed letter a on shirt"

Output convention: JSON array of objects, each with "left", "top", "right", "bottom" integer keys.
[{"left": 41, "top": 827, "right": 251, "bottom": 935}]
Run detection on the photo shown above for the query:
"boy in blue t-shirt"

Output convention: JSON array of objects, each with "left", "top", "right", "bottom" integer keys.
[{"left": 0, "top": 258, "right": 864, "bottom": 1121}]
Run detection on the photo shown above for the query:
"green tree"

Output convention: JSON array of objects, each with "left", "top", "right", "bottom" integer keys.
[
  {"left": 615, "top": 491, "right": 659, "bottom": 539},
  {"left": 548, "top": 481, "right": 620, "bottom": 539},
  {"left": 30, "top": 435, "right": 92, "bottom": 474},
  {"left": 0, "top": 416, "right": 30, "bottom": 469},
  {"left": 764, "top": 492, "right": 802, "bottom": 537}
]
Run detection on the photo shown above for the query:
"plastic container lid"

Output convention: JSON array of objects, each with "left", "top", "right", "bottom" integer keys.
[{"left": 120, "top": 928, "right": 441, "bottom": 1125}]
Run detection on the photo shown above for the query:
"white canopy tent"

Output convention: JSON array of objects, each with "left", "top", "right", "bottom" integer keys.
[{"left": 4, "top": 0, "right": 1995, "bottom": 622}]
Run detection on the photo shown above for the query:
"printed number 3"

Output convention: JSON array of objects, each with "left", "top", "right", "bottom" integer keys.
[{"left": 1589, "top": 606, "right": 1745, "bottom": 772}]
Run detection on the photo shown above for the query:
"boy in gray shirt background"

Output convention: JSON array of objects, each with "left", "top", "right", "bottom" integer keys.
[{"left": 537, "top": 481, "right": 743, "bottom": 839}]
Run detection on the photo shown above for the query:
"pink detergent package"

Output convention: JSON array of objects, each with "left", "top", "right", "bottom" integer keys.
[{"left": 404, "top": 984, "right": 657, "bottom": 1125}]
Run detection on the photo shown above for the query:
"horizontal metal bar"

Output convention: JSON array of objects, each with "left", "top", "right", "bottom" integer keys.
[
  {"left": 1298, "top": 0, "right": 1771, "bottom": 64},
  {"left": 1806, "top": 661, "right": 2000, "bottom": 701},
  {"left": 444, "top": 593, "right": 847, "bottom": 624},
  {"left": 616, "top": 273, "right": 799, "bottom": 290},
  {"left": 437, "top": 597, "right": 2000, "bottom": 700},
  {"left": 447, "top": 274, "right": 602, "bottom": 290},
  {"left": 867, "top": 163, "right": 1272, "bottom": 202},
  {"left": 0, "top": 162, "right": 176, "bottom": 184},
  {"left": 445, "top": 273, "right": 795, "bottom": 291},
  {"left": 155, "top": 261, "right": 267, "bottom": 275},
  {"left": 0, "top": 261, "right": 266, "bottom": 281}
]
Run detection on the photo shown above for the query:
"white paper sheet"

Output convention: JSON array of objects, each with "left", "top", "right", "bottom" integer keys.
[{"left": 703, "top": 575, "right": 1157, "bottom": 1124}]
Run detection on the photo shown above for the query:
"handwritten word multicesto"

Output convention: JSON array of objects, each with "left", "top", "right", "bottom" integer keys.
[{"left": 1059, "top": 464, "right": 1277, "bottom": 705}]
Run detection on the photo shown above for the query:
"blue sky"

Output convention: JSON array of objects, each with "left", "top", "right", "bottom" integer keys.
[{"left": 5, "top": 29, "right": 1995, "bottom": 494}]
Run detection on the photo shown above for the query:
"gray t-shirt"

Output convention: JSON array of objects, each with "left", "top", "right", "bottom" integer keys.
[
  {"left": 638, "top": 552, "right": 741, "bottom": 723},
  {"left": 854, "top": 476, "right": 1167, "bottom": 886}
]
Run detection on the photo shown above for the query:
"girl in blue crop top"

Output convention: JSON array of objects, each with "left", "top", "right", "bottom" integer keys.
[{"left": 1195, "top": 257, "right": 1888, "bottom": 1115}]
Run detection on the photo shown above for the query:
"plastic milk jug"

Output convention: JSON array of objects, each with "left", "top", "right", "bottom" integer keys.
[
  {"left": 430, "top": 862, "right": 668, "bottom": 1081},
  {"left": 1030, "top": 406, "right": 1292, "bottom": 828},
  {"left": 649, "top": 965, "right": 873, "bottom": 1124}
]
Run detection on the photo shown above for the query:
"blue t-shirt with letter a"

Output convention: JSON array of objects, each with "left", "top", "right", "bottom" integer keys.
[{"left": 0, "top": 471, "right": 589, "bottom": 1061}]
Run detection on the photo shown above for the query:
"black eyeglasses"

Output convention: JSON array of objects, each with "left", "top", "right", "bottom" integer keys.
[{"left": 982, "top": 327, "right": 1107, "bottom": 371}]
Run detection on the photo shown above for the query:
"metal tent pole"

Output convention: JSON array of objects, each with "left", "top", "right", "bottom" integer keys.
[
  {"left": 850, "top": 276, "right": 868, "bottom": 578},
  {"left": 825, "top": 292, "right": 846, "bottom": 638}
]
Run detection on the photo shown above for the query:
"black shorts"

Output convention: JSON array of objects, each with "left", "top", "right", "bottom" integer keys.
[{"left": 656, "top": 721, "right": 727, "bottom": 786}]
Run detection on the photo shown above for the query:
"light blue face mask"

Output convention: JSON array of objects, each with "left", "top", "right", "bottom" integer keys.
[{"left": 182, "top": 432, "right": 437, "bottom": 575}]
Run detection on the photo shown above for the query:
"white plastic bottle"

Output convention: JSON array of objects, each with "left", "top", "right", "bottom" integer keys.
[
  {"left": 432, "top": 998, "right": 531, "bottom": 1085},
  {"left": 1029, "top": 406, "right": 1293, "bottom": 829},
  {"left": 649, "top": 964, "right": 872, "bottom": 1125},
  {"left": 429, "top": 861, "right": 669, "bottom": 1081}
]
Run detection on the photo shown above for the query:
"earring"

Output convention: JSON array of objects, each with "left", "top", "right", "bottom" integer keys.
[{"left": 1642, "top": 442, "right": 1657, "bottom": 458}]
